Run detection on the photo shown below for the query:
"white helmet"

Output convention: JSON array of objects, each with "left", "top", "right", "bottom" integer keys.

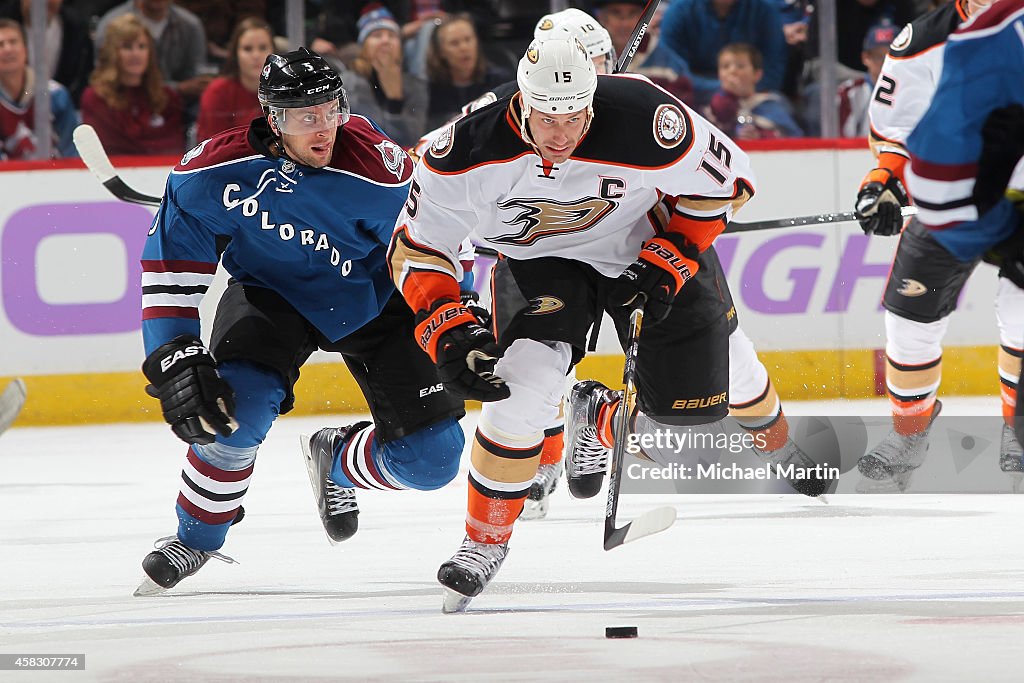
[
  {"left": 517, "top": 34, "right": 598, "bottom": 118},
  {"left": 534, "top": 8, "right": 614, "bottom": 73}
]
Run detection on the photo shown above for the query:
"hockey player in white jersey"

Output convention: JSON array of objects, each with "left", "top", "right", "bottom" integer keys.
[
  {"left": 389, "top": 35, "right": 825, "bottom": 612},
  {"left": 853, "top": 0, "right": 1024, "bottom": 488},
  {"left": 415, "top": 10, "right": 828, "bottom": 521}
]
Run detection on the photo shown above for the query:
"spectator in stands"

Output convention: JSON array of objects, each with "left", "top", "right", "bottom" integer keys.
[
  {"left": 661, "top": 0, "right": 787, "bottom": 104},
  {"left": 822, "top": 0, "right": 916, "bottom": 75},
  {"left": 424, "top": 13, "right": 509, "bottom": 130},
  {"left": 342, "top": 4, "right": 427, "bottom": 148},
  {"left": 0, "top": 18, "right": 77, "bottom": 159},
  {"left": 706, "top": 43, "right": 803, "bottom": 138},
  {"left": 175, "top": 0, "right": 266, "bottom": 65},
  {"left": 0, "top": 0, "right": 94, "bottom": 105},
  {"left": 95, "top": 0, "right": 211, "bottom": 103},
  {"left": 800, "top": 0, "right": 914, "bottom": 135},
  {"left": 837, "top": 19, "right": 896, "bottom": 137},
  {"left": 81, "top": 14, "right": 184, "bottom": 155},
  {"left": 593, "top": 0, "right": 695, "bottom": 103},
  {"left": 195, "top": 16, "right": 272, "bottom": 141}
]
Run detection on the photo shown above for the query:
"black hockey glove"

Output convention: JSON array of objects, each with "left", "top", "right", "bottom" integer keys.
[
  {"left": 460, "top": 290, "right": 492, "bottom": 329},
  {"left": 984, "top": 209, "right": 1024, "bottom": 290},
  {"left": 609, "top": 233, "right": 699, "bottom": 324},
  {"left": 415, "top": 300, "right": 511, "bottom": 402},
  {"left": 975, "top": 104, "right": 1024, "bottom": 216},
  {"left": 855, "top": 167, "right": 910, "bottom": 236},
  {"left": 142, "top": 335, "right": 237, "bottom": 445}
]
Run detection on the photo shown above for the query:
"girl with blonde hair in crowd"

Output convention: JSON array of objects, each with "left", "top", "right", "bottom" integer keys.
[{"left": 81, "top": 13, "right": 183, "bottom": 155}]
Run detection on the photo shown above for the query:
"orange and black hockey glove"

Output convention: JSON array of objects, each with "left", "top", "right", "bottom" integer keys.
[
  {"left": 609, "top": 233, "right": 700, "bottom": 324},
  {"left": 855, "top": 160, "right": 909, "bottom": 236},
  {"left": 415, "top": 300, "right": 510, "bottom": 402}
]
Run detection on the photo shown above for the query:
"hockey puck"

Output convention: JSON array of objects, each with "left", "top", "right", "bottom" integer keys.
[{"left": 605, "top": 626, "right": 638, "bottom": 639}]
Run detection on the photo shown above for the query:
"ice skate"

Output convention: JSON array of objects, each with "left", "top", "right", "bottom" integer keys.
[
  {"left": 565, "top": 380, "right": 621, "bottom": 499},
  {"left": 0, "top": 378, "right": 26, "bottom": 434},
  {"left": 755, "top": 438, "right": 832, "bottom": 497},
  {"left": 134, "top": 536, "right": 237, "bottom": 596},
  {"left": 999, "top": 423, "right": 1024, "bottom": 491},
  {"left": 438, "top": 536, "right": 509, "bottom": 613},
  {"left": 520, "top": 462, "right": 563, "bottom": 520},
  {"left": 857, "top": 401, "right": 942, "bottom": 492},
  {"left": 301, "top": 423, "right": 368, "bottom": 544}
]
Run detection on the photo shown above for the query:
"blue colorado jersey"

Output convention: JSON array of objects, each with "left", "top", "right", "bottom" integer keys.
[
  {"left": 906, "top": 0, "right": 1024, "bottom": 261},
  {"left": 141, "top": 115, "right": 412, "bottom": 354}
]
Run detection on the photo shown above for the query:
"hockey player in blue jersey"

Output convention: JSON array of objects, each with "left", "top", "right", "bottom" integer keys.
[
  {"left": 134, "top": 48, "right": 470, "bottom": 595},
  {"left": 905, "top": 0, "right": 1024, "bottom": 456}
]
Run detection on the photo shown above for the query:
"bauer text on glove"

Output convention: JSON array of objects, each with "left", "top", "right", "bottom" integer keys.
[
  {"left": 608, "top": 233, "right": 699, "bottom": 324},
  {"left": 415, "top": 300, "right": 511, "bottom": 402}
]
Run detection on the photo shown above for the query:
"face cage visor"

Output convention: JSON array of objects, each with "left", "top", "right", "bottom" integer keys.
[
  {"left": 269, "top": 98, "right": 350, "bottom": 135},
  {"left": 597, "top": 47, "right": 616, "bottom": 75}
]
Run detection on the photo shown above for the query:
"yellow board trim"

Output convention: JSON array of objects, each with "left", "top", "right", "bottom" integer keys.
[{"left": 1, "top": 345, "right": 1005, "bottom": 427}]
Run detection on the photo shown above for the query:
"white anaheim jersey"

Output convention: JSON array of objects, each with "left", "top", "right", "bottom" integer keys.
[
  {"left": 392, "top": 73, "right": 755, "bottom": 290},
  {"left": 869, "top": 0, "right": 968, "bottom": 159}
]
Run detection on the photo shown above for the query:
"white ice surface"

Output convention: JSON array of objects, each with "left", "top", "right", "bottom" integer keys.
[{"left": 2, "top": 397, "right": 1024, "bottom": 681}]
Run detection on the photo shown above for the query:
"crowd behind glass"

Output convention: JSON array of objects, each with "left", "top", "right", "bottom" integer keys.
[{"left": 0, "top": 0, "right": 939, "bottom": 161}]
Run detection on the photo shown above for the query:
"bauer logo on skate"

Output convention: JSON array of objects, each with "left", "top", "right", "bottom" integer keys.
[{"left": 494, "top": 196, "right": 616, "bottom": 246}]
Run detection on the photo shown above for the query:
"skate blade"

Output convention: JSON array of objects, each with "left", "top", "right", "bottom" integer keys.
[
  {"left": 0, "top": 378, "right": 27, "bottom": 433},
  {"left": 133, "top": 576, "right": 168, "bottom": 597},
  {"left": 442, "top": 588, "right": 473, "bottom": 614},
  {"left": 519, "top": 497, "right": 549, "bottom": 521},
  {"left": 299, "top": 434, "right": 340, "bottom": 546}
]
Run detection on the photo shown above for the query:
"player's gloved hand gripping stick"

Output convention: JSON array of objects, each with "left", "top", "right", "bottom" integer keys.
[{"left": 609, "top": 232, "right": 698, "bottom": 324}]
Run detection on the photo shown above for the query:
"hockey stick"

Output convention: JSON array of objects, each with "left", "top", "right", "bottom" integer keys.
[
  {"left": 724, "top": 205, "right": 918, "bottom": 233},
  {"left": 615, "top": 0, "right": 662, "bottom": 74},
  {"left": 604, "top": 302, "right": 677, "bottom": 551},
  {"left": 74, "top": 125, "right": 164, "bottom": 207},
  {"left": 0, "top": 378, "right": 27, "bottom": 435},
  {"left": 471, "top": 206, "right": 919, "bottom": 258}
]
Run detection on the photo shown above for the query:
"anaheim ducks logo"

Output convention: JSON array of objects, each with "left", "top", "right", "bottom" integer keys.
[
  {"left": 526, "top": 296, "right": 564, "bottom": 315},
  {"left": 526, "top": 46, "right": 539, "bottom": 64},
  {"left": 891, "top": 25, "right": 912, "bottom": 51},
  {"left": 429, "top": 124, "right": 455, "bottom": 158},
  {"left": 897, "top": 278, "right": 928, "bottom": 297},
  {"left": 493, "top": 196, "right": 617, "bottom": 246},
  {"left": 653, "top": 104, "right": 688, "bottom": 149},
  {"left": 538, "top": 18, "right": 554, "bottom": 31}
]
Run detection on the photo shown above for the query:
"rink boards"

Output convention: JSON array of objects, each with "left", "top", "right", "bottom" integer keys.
[{"left": 0, "top": 141, "right": 1005, "bottom": 425}]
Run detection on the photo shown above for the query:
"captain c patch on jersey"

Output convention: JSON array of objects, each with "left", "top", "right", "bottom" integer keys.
[
  {"left": 492, "top": 196, "right": 617, "bottom": 246},
  {"left": 653, "top": 104, "right": 688, "bottom": 149}
]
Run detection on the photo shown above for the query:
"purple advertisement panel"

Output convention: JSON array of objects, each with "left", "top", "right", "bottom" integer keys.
[{"left": 2, "top": 202, "right": 151, "bottom": 336}]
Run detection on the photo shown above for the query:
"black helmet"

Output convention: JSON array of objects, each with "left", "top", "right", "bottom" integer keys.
[{"left": 258, "top": 47, "right": 346, "bottom": 110}]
